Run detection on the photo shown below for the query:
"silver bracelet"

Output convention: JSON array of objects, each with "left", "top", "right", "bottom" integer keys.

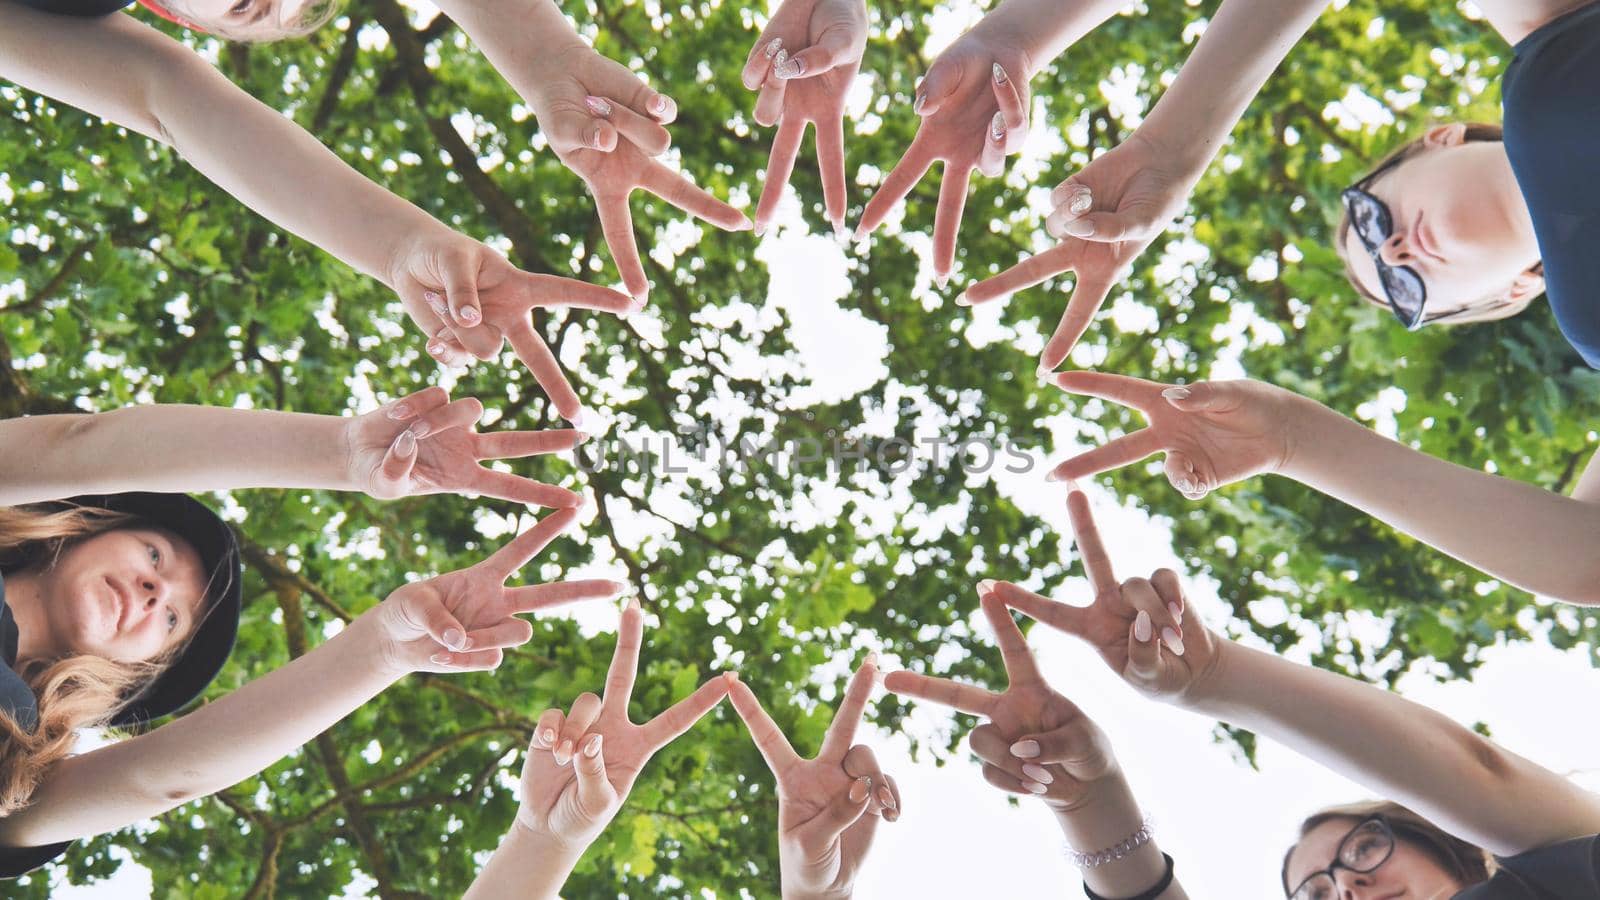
[{"left": 1065, "top": 815, "right": 1155, "bottom": 869}]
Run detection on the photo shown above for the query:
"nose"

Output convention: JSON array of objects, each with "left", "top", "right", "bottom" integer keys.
[
  {"left": 1378, "top": 230, "right": 1417, "bottom": 267},
  {"left": 137, "top": 576, "right": 168, "bottom": 615},
  {"left": 1333, "top": 868, "right": 1375, "bottom": 899}
]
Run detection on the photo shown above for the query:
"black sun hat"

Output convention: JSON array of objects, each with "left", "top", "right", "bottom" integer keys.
[{"left": 63, "top": 493, "right": 243, "bottom": 727}]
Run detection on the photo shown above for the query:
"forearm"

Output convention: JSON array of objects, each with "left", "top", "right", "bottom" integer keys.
[
  {"left": 1138, "top": 0, "right": 1330, "bottom": 170},
  {"left": 435, "top": 0, "right": 583, "bottom": 96},
  {"left": 0, "top": 405, "right": 351, "bottom": 505},
  {"left": 462, "top": 823, "right": 582, "bottom": 900},
  {"left": 1282, "top": 397, "right": 1600, "bottom": 605},
  {"left": 0, "top": 611, "right": 405, "bottom": 847},
  {"left": 971, "top": 0, "right": 1137, "bottom": 76},
  {"left": 1053, "top": 774, "right": 1187, "bottom": 899},
  {"left": 1184, "top": 642, "right": 1600, "bottom": 856}
]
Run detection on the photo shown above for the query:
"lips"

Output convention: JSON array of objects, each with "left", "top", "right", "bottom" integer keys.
[{"left": 105, "top": 575, "right": 133, "bottom": 631}]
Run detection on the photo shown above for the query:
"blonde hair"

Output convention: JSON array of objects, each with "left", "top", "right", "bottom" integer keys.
[
  {"left": 0, "top": 505, "right": 181, "bottom": 816},
  {"left": 1333, "top": 122, "right": 1544, "bottom": 325},
  {"left": 1281, "top": 799, "right": 1494, "bottom": 895},
  {"left": 152, "top": 0, "right": 345, "bottom": 43}
]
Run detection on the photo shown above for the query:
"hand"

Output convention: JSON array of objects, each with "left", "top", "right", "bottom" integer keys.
[
  {"left": 855, "top": 29, "right": 1032, "bottom": 286},
  {"left": 387, "top": 228, "right": 633, "bottom": 425},
  {"left": 1044, "top": 372, "right": 1301, "bottom": 499},
  {"left": 884, "top": 590, "right": 1119, "bottom": 810},
  {"left": 996, "top": 489, "right": 1222, "bottom": 704},
  {"left": 960, "top": 131, "right": 1205, "bottom": 370},
  {"left": 740, "top": 0, "right": 868, "bottom": 235},
  {"left": 344, "top": 387, "right": 584, "bottom": 508},
  {"left": 729, "top": 658, "right": 899, "bottom": 900},
  {"left": 372, "top": 507, "right": 622, "bottom": 674},
  {"left": 517, "top": 40, "right": 752, "bottom": 303},
  {"left": 514, "top": 600, "right": 730, "bottom": 852}
]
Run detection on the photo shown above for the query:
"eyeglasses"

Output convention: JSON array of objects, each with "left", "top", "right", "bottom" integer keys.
[
  {"left": 1288, "top": 816, "right": 1396, "bottom": 900},
  {"left": 1341, "top": 184, "right": 1429, "bottom": 330}
]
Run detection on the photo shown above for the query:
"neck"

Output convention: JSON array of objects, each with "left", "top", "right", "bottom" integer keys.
[
  {"left": 3, "top": 570, "right": 60, "bottom": 664},
  {"left": 1472, "top": 0, "right": 1594, "bottom": 44}
]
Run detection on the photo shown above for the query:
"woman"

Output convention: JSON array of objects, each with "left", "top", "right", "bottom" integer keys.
[
  {"left": 1, "top": 0, "right": 750, "bottom": 422},
  {"left": 956, "top": 0, "right": 1599, "bottom": 374},
  {"left": 990, "top": 489, "right": 1600, "bottom": 896},
  {"left": 0, "top": 386, "right": 617, "bottom": 877}
]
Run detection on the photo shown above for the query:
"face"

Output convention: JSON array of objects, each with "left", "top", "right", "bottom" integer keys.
[
  {"left": 1342, "top": 131, "right": 1542, "bottom": 324},
  {"left": 169, "top": 0, "right": 317, "bottom": 36},
  {"left": 33, "top": 528, "right": 210, "bottom": 664},
  {"left": 1285, "top": 818, "right": 1466, "bottom": 900}
]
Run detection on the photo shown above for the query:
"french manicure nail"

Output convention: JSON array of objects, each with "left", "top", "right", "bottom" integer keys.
[
  {"left": 554, "top": 740, "right": 574, "bottom": 766},
  {"left": 877, "top": 786, "right": 896, "bottom": 810},
  {"left": 1022, "top": 764, "right": 1053, "bottom": 785},
  {"left": 1162, "top": 627, "right": 1186, "bottom": 656},
  {"left": 442, "top": 627, "right": 465, "bottom": 650},
  {"left": 458, "top": 305, "right": 480, "bottom": 325},
  {"left": 430, "top": 652, "right": 450, "bottom": 665},
  {"left": 1063, "top": 218, "right": 1095, "bottom": 238},
  {"left": 1168, "top": 601, "right": 1183, "bottom": 625},
  {"left": 1162, "top": 386, "right": 1191, "bottom": 401},
  {"left": 990, "top": 110, "right": 1006, "bottom": 143},
  {"left": 976, "top": 579, "right": 997, "bottom": 595},
  {"left": 1025, "top": 781, "right": 1048, "bottom": 795},
  {"left": 1045, "top": 470, "right": 1064, "bottom": 483},
  {"left": 583, "top": 734, "right": 603, "bottom": 758},
  {"left": 540, "top": 727, "right": 557, "bottom": 747},
  {"left": 954, "top": 292, "right": 971, "bottom": 307},
  {"left": 1010, "top": 740, "right": 1040, "bottom": 759},
  {"left": 387, "top": 402, "right": 413, "bottom": 420},
  {"left": 849, "top": 776, "right": 871, "bottom": 803},
  {"left": 1134, "top": 610, "right": 1153, "bottom": 642},
  {"left": 764, "top": 38, "right": 782, "bottom": 59},
  {"left": 584, "top": 95, "right": 613, "bottom": 117},
  {"left": 992, "top": 62, "right": 1009, "bottom": 85},
  {"left": 395, "top": 429, "right": 417, "bottom": 457}
]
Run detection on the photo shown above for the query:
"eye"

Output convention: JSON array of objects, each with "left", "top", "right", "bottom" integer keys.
[
  {"left": 166, "top": 607, "right": 180, "bottom": 634},
  {"left": 229, "top": 0, "right": 252, "bottom": 14},
  {"left": 147, "top": 543, "right": 162, "bottom": 567}
]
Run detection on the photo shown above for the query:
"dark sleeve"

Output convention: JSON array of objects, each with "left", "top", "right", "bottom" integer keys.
[
  {"left": 1493, "top": 833, "right": 1600, "bottom": 898},
  {"left": 8, "top": 0, "right": 137, "bottom": 17},
  {"left": 0, "top": 841, "right": 73, "bottom": 880}
]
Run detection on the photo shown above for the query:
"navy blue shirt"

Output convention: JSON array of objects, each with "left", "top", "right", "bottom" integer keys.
[
  {"left": 1502, "top": 1, "right": 1600, "bottom": 367},
  {"left": 0, "top": 572, "right": 76, "bottom": 879},
  {"left": 1456, "top": 833, "right": 1600, "bottom": 899},
  {"left": 13, "top": 0, "right": 134, "bottom": 16}
]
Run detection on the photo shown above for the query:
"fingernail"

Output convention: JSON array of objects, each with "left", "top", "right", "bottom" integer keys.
[
  {"left": 877, "top": 786, "right": 896, "bottom": 810},
  {"left": 976, "top": 579, "right": 997, "bottom": 595},
  {"left": 1045, "top": 470, "right": 1064, "bottom": 483},
  {"left": 458, "top": 305, "right": 480, "bottom": 325},
  {"left": 540, "top": 727, "right": 557, "bottom": 747},
  {"left": 1174, "top": 476, "right": 1194, "bottom": 493},
  {"left": 913, "top": 92, "right": 926, "bottom": 115},
  {"left": 1162, "top": 627, "right": 1186, "bottom": 656},
  {"left": 954, "top": 292, "right": 971, "bottom": 307},
  {"left": 990, "top": 110, "right": 1006, "bottom": 143},
  {"left": 775, "top": 55, "right": 803, "bottom": 79},
  {"left": 430, "top": 653, "right": 450, "bottom": 665},
  {"left": 737, "top": 215, "right": 756, "bottom": 232},
  {"left": 407, "top": 420, "right": 431, "bottom": 440},
  {"left": 583, "top": 734, "right": 603, "bottom": 758},
  {"left": 627, "top": 295, "right": 649, "bottom": 314},
  {"left": 1134, "top": 610, "right": 1152, "bottom": 642},
  {"left": 626, "top": 596, "right": 642, "bottom": 612},
  {"left": 1010, "top": 740, "right": 1040, "bottom": 759},
  {"left": 722, "top": 670, "right": 740, "bottom": 685},
  {"left": 849, "top": 776, "right": 871, "bottom": 803},
  {"left": 753, "top": 224, "right": 768, "bottom": 238},
  {"left": 1168, "top": 601, "right": 1183, "bottom": 625},
  {"left": 770, "top": 49, "right": 788, "bottom": 77},
  {"left": 1025, "top": 781, "right": 1048, "bottom": 795},
  {"left": 1036, "top": 364, "right": 1055, "bottom": 384},
  {"left": 444, "top": 628, "right": 468, "bottom": 650},
  {"left": 1063, "top": 218, "right": 1095, "bottom": 238},
  {"left": 387, "top": 402, "right": 413, "bottom": 420},
  {"left": 395, "top": 429, "right": 417, "bottom": 457},
  {"left": 590, "top": 125, "right": 609, "bottom": 150},
  {"left": 1022, "top": 764, "right": 1053, "bottom": 785},
  {"left": 584, "top": 95, "right": 613, "bottom": 117},
  {"left": 863, "top": 651, "right": 879, "bottom": 669},
  {"left": 567, "top": 408, "right": 588, "bottom": 430},
  {"left": 852, "top": 223, "right": 869, "bottom": 242},
  {"left": 934, "top": 273, "right": 949, "bottom": 290},
  {"left": 648, "top": 95, "right": 670, "bottom": 117},
  {"left": 1067, "top": 189, "right": 1093, "bottom": 217},
  {"left": 424, "top": 290, "right": 447, "bottom": 315},
  {"left": 992, "top": 62, "right": 1009, "bottom": 85},
  {"left": 426, "top": 340, "right": 445, "bottom": 359},
  {"left": 554, "top": 740, "right": 574, "bottom": 766},
  {"left": 1162, "top": 386, "right": 1191, "bottom": 401},
  {"left": 763, "top": 37, "right": 782, "bottom": 59},
  {"left": 830, "top": 217, "right": 846, "bottom": 240}
]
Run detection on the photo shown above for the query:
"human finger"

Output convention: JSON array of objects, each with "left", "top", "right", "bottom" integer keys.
[
  {"left": 405, "top": 396, "right": 484, "bottom": 441},
  {"left": 505, "top": 321, "right": 583, "bottom": 424},
  {"left": 806, "top": 776, "right": 875, "bottom": 842},
  {"left": 475, "top": 428, "right": 586, "bottom": 461},
  {"left": 532, "top": 708, "right": 565, "bottom": 752},
  {"left": 913, "top": 57, "right": 959, "bottom": 117},
  {"left": 982, "top": 761, "right": 1039, "bottom": 796},
  {"left": 931, "top": 162, "right": 971, "bottom": 285},
  {"left": 640, "top": 673, "right": 732, "bottom": 750},
  {"left": 406, "top": 589, "right": 473, "bottom": 653},
  {"left": 743, "top": 36, "right": 783, "bottom": 91},
  {"left": 880, "top": 772, "right": 902, "bottom": 822},
  {"left": 815, "top": 114, "right": 848, "bottom": 233},
  {"left": 957, "top": 243, "right": 1077, "bottom": 307},
  {"left": 881, "top": 671, "right": 996, "bottom": 717},
  {"left": 377, "top": 429, "right": 420, "bottom": 487},
  {"left": 1163, "top": 450, "right": 1210, "bottom": 500},
  {"left": 482, "top": 507, "right": 579, "bottom": 581},
  {"left": 1046, "top": 429, "right": 1164, "bottom": 483},
  {"left": 842, "top": 744, "right": 892, "bottom": 816},
  {"left": 504, "top": 579, "right": 628, "bottom": 615},
  {"left": 755, "top": 116, "right": 808, "bottom": 234},
  {"left": 1040, "top": 264, "right": 1121, "bottom": 369},
  {"left": 555, "top": 691, "right": 604, "bottom": 767},
  {"left": 1150, "top": 568, "right": 1186, "bottom": 627},
  {"left": 819, "top": 655, "right": 879, "bottom": 761},
  {"left": 425, "top": 647, "right": 504, "bottom": 671},
  {"left": 991, "top": 581, "right": 1087, "bottom": 640},
  {"left": 726, "top": 675, "right": 801, "bottom": 775},
  {"left": 573, "top": 732, "right": 616, "bottom": 816},
  {"left": 855, "top": 141, "right": 934, "bottom": 239},
  {"left": 1057, "top": 204, "right": 1164, "bottom": 244},
  {"left": 1065, "top": 489, "right": 1118, "bottom": 595},
  {"left": 425, "top": 328, "right": 474, "bottom": 369},
  {"left": 384, "top": 385, "right": 450, "bottom": 422},
  {"left": 1049, "top": 370, "right": 1166, "bottom": 414},
  {"left": 461, "top": 617, "right": 535, "bottom": 652},
  {"left": 594, "top": 191, "right": 649, "bottom": 304},
  {"left": 1123, "top": 576, "right": 1183, "bottom": 658},
  {"left": 436, "top": 266, "right": 489, "bottom": 347},
  {"left": 583, "top": 95, "right": 671, "bottom": 156},
  {"left": 753, "top": 65, "right": 787, "bottom": 127},
  {"left": 779, "top": 25, "right": 857, "bottom": 79},
  {"left": 638, "top": 161, "right": 752, "bottom": 233},
  {"left": 989, "top": 63, "right": 1027, "bottom": 146},
  {"left": 603, "top": 600, "right": 644, "bottom": 710},
  {"left": 978, "top": 591, "right": 1041, "bottom": 686},
  {"left": 969, "top": 722, "right": 1029, "bottom": 783},
  {"left": 522, "top": 273, "right": 637, "bottom": 314},
  {"left": 469, "top": 468, "right": 582, "bottom": 509}
]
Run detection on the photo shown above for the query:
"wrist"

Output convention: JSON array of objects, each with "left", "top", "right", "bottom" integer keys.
[
  {"left": 507, "top": 815, "right": 587, "bottom": 865},
  {"left": 356, "top": 602, "right": 420, "bottom": 682},
  {"left": 1276, "top": 391, "right": 1339, "bottom": 482}
]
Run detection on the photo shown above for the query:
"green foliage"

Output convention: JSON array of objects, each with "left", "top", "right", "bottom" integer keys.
[{"left": 3, "top": 0, "right": 1595, "bottom": 896}]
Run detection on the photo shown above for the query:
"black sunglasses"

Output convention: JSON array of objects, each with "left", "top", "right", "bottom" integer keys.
[
  {"left": 1340, "top": 182, "right": 1429, "bottom": 330},
  {"left": 1288, "top": 816, "right": 1396, "bottom": 900}
]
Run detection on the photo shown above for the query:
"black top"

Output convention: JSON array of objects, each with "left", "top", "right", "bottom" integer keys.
[
  {"left": 0, "top": 572, "right": 76, "bottom": 879},
  {"left": 1455, "top": 834, "right": 1600, "bottom": 899},
  {"left": 1502, "top": 1, "right": 1600, "bottom": 367},
  {"left": 13, "top": 0, "right": 134, "bottom": 16}
]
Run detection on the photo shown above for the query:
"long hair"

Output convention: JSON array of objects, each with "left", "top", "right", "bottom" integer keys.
[
  {"left": 1281, "top": 799, "right": 1494, "bottom": 895},
  {"left": 0, "top": 505, "right": 180, "bottom": 816},
  {"left": 1332, "top": 122, "right": 1544, "bottom": 323}
]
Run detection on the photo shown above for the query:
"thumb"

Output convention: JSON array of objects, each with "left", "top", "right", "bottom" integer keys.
[
  {"left": 808, "top": 776, "right": 875, "bottom": 843},
  {"left": 548, "top": 108, "right": 618, "bottom": 155},
  {"left": 1162, "top": 450, "right": 1211, "bottom": 500},
  {"left": 1160, "top": 381, "right": 1225, "bottom": 412},
  {"left": 402, "top": 590, "right": 472, "bottom": 653},
  {"left": 913, "top": 60, "right": 959, "bottom": 116},
  {"left": 574, "top": 733, "right": 616, "bottom": 818},
  {"left": 375, "top": 429, "right": 419, "bottom": 492},
  {"left": 1056, "top": 207, "right": 1157, "bottom": 244},
  {"left": 778, "top": 27, "right": 855, "bottom": 80},
  {"left": 1125, "top": 610, "right": 1163, "bottom": 686}
]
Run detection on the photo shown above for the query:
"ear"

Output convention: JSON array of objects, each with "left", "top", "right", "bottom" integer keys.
[
  {"left": 1507, "top": 265, "right": 1545, "bottom": 304},
  {"left": 1420, "top": 123, "right": 1468, "bottom": 149}
]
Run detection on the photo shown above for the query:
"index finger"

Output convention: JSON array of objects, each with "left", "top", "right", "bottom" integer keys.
[
  {"left": 856, "top": 141, "right": 935, "bottom": 238},
  {"left": 638, "top": 161, "right": 751, "bottom": 232},
  {"left": 483, "top": 507, "right": 578, "bottom": 581},
  {"left": 961, "top": 242, "right": 1078, "bottom": 306},
  {"left": 604, "top": 600, "right": 644, "bottom": 711},
  {"left": 882, "top": 670, "right": 997, "bottom": 717},
  {"left": 931, "top": 162, "right": 971, "bottom": 283},
  {"left": 727, "top": 676, "right": 801, "bottom": 776},
  {"left": 1066, "top": 489, "right": 1118, "bottom": 595},
  {"left": 506, "top": 320, "right": 582, "bottom": 423},
  {"left": 1040, "top": 264, "right": 1119, "bottom": 370},
  {"left": 640, "top": 674, "right": 732, "bottom": 750},
  {"left": 1049, "top": 370, "right": 1166, "bottom": 413},
  {"left": 523, "top": 273, "right": 635, "bottom": 314},
  {"left": 818, "top": 657, "right": 878, "bottom": 762},
  {"left": 978, "top": 591, "right": 1040, "bottom": 687},
  {"left": 595, "top": 190, "right": 649, "bottom": 302}
]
